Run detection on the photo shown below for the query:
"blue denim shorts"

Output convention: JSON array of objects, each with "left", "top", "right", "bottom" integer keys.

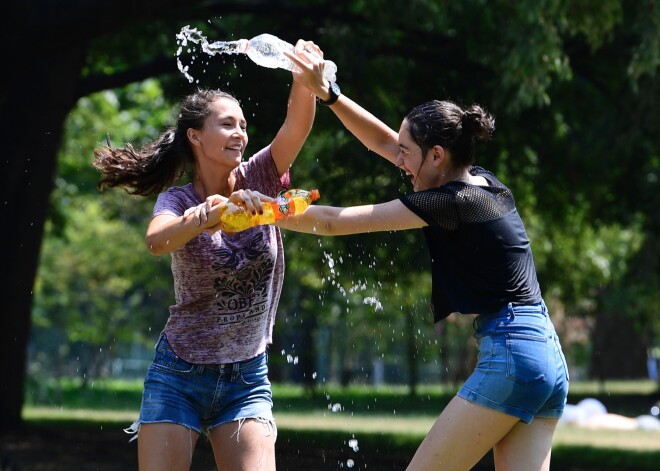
[
  {"left": 130, "top": 334, "right": 274, "bottom": 437},
  {"left": 457, "top": 301, "right": 569, "bottom": 423}
]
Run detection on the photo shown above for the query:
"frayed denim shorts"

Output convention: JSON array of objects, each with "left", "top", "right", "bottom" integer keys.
[
  {"left": 457, "top": 300, "right": 569, "bottom": 424},
  {"left": 128, "top": 334, "right": 275, "bottom": 438}
]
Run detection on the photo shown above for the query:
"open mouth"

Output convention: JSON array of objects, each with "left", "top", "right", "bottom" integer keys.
[{"left": 225, "top": 144, "right": 243, "bottom": 153}]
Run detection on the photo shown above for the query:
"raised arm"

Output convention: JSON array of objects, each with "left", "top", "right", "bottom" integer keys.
[
  {"left": 285, "top": 49, "right": 400, "bottom": 165},
  {"left": 319, "top": 93, "right": 400, "bottom": 165},
  {"left": 276, "top": 199, "right": 426, "bottom": 236},
  {"left": 270, "top": 78, "right": 316, "bottom": 176},
  {"left": 271, "top": 39, "right": 334, "bottom": 176}
]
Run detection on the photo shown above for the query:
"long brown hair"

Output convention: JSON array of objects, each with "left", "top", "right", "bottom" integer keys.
[{"left": 92, "top": 89, "right": 239, "bottom": 196}]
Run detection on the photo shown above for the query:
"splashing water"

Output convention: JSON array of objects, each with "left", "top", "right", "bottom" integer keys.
[
  {"left": 176, "top": 25, "right": 338, "bottom": 84},
  {"left": 322, "top": 250, "right": 384, "bottom": 312},
  {"left": 177, "top": 25, "right": 246, "bottom": 56},
  {"left": 363, "top": 296, "right": 383, "bottom": 311},
  {"left": 348, "top": 438, "right": 359, "bottom": 452},
  {"left": 176, "top": 25, "right": 246, "bottom": 83}
]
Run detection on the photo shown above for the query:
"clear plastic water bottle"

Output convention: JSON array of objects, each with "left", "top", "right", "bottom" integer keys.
[{"left": 211, "top": 33, "right": 338, "bottom": 82}]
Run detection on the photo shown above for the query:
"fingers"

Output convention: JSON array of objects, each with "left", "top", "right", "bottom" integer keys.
[
  {"left": 228, "top": 189, "right": 275, "bottom": 215},
  {"left": 294, "top": 39, "right": 323, "bottom": 58},
  {"left": 188, "top": 191, "right": 276, "bottom": 231},
  {"left": 285, "top": 42, "right": 328, "bottom": 94},
  {"left": 185, "top": 202, "right": 207, "bottom": 227},
  {"left": 186, "top": 194, "right": 228, "bottom": 227}
]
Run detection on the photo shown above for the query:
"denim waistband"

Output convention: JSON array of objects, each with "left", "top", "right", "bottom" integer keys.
[
  {"left": 201, "top": 351, "right": 267, "bottom": 372},
  {"left": 473, "top": 300, "right": 548, "bottom": 335},
  {"left": 158, "top": 333, "right": 266, "bottom": 373}
]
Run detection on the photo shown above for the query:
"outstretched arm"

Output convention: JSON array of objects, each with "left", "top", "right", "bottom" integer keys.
[
  {"left": 146, "top": 190, "right": 274, "bottom": 255},
  {"left": 276, "top": 199, "right": 426, "bottom": 236},
  {"left": 285, "top": 50, "right": 400, "bottom": 165}
]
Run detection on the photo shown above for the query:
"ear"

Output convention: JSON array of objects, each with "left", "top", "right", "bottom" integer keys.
[
  {"left": 431, "top": 145, "right": 445, "bottom": 166},
  {"left": 187, "top": 128, "right": 201, "bottom": 147}
]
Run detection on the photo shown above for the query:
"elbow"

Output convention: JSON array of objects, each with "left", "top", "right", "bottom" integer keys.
[
  {"left": 316, "top": 220, "right": 335, "bottom": 236},
  {"left": 145, "top": 235, "right": 167, "bottom": 256}
]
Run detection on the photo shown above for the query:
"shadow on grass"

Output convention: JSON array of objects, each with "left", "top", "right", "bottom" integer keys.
[{"left": 2, "top": 418, "right": 659, "bottom": 471}]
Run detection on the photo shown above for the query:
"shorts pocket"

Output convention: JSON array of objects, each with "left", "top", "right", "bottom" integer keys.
[
  {"left": 505, "top": 332, "right": 548, "bottom": 385},
  {"left": 238, "top": 360, "right": 269, "bottom": 386},
  {"left": 150, "top": 336, "right": 196, "bottom": 375}
]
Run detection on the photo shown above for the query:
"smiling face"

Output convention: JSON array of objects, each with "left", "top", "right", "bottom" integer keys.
[
  {"left": 396, "top": 119, "right": 440, "bottom": 191},
  {"left": 189, "top": 97, "right": 248, "bottom": 171}
]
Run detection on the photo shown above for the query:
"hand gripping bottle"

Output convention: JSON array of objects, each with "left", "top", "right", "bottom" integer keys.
[
  {"left": 220, "top": 189, "right": 320, "bottom": 232},
  {"left": 177, "top": 27, "right": 338, "bottom": 82},
  {"left": 214, "top": 34, "right": 338, "bottom": 82}
]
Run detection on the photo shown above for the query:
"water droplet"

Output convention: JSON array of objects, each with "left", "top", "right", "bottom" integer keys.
[{"left": 348, "top": 438, "right": 359, "bottom": 452}]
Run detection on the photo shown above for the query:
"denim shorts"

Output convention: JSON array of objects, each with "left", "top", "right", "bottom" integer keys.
[
  {"left": 130, "top": 334, "right": 275, "bottom": 437},
  {"left": 457, "top": 301, "right": 569, "bottom": 423}
]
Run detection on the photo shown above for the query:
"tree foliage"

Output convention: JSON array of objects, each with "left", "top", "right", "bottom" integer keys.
[{"left": 4, "top": 0, "right": 659, "bottom": 430}]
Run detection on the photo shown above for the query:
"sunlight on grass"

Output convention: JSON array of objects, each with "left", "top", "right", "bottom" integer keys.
[
  {"left": 567, "top": 380, "right": 658, "bottom": 395},
  {"left": 24, "top": 406, "right": 137, "bottom": 423},
  {"left": 553, "top": 425, "right": 660, "bottom": 451},
  {"left": 274, "top": 412, "right": 660, "bottom": 451},
  {"left": 275, "top": 412, "right": 432, "bottom": 436},
  {"left": 23, "top": 405, "right": 660, "bottom": 452},
  {"left": 23, "top": 379, "right": 660, "bottom": 456}
]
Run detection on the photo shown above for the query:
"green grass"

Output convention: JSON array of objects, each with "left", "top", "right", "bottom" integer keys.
[
  {"left": 23, "top": 379, "right": 660, "bottom": 449},
  {"left": 24, "top": 378, "right": 659, "bottom": 417},
  {"left": 21, "top": 379, "right": 660, "bottom": 470}
]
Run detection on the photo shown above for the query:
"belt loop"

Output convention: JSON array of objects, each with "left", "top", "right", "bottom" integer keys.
[
  {"left": 508, "top": 302, "right": 515, "bottom": 320},
  {"left": 231, "top": 361, "right": 240, "bottom": 381}
]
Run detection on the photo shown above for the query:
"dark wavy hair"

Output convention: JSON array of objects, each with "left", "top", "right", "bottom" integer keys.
[
  {"left": 92, "top": 89, "right": 239, "bottom": 196},
  {"left": 405, "top": 100, "right": 495, "bottom": 167}
]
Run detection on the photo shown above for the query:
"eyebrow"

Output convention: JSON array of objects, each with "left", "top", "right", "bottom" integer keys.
[{"left": 217, "top": 115, "right": 247, "bottom": 125}]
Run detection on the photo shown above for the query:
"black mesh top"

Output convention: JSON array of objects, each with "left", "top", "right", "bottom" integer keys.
[{"left": 400, "top": 166, "right": 541, "bottom": 322}]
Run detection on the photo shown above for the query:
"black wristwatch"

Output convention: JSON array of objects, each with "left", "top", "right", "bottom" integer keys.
[{"left": 316, "top": 82, "right": 341, "bottom": 106}]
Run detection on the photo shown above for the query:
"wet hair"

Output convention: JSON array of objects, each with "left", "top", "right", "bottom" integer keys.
[
  {"left": 404, "top": 100, "right": 495, "bottom": 167},
  {"left": 92, "top": 89, "right": 240, "bottom": 196}
]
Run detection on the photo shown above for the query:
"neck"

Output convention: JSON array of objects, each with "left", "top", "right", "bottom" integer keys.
[
  {"left": 439, "top": 166, "right": 469, "bottom": 185},
  {"left": 193, "top": 172, "right": 234, "bottom": 201}
]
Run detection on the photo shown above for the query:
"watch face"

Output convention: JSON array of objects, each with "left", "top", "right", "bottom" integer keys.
[{"left": 317, "top": 82, "right": 340, "bottom": 105}]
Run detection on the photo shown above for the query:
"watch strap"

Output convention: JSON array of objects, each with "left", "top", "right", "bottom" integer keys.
[{"left": 316, "top": 82, "right": 340, "bottom": 106}]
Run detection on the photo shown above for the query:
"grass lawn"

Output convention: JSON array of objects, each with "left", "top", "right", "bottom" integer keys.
[
  {"left": 23, "top": 379, "right": 660, "bottom": 453},
  {"left": 24, "top": 406, "right": 660, "bottom": 452}
]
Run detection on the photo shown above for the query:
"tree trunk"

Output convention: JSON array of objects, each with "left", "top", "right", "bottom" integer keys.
[
  {"left": 0, "top": 42, "right": 84, "bottom": 430},
  {"left": 590, "top": 305, "right": 650, "bottom": 380},
  {"left": 405, "top": 309, "right": 417, "bottom": 397}
]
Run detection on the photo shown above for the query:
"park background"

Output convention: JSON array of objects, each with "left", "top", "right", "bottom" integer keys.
[{"left": 2, "top": 0, "right": 659, "bottom": 469}]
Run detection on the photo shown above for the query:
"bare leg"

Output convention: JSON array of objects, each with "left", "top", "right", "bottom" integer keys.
[
  {"left": 493, "top": 417, "right": 558, "bottom": 471},
  {"left": 209, "top": 418, "right": 276, "bottom": 471},
  {"left": 138, "top": 423, "right": 199, "bottom": 471},
  {"left": 406, "top": 396, "right": 519, "bottom": 471}
]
